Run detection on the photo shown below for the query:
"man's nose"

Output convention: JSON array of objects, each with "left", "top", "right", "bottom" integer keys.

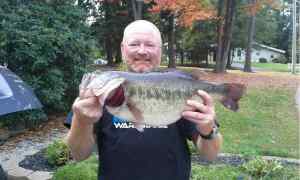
[{"left": 137, "top": 44, "right": 147, "bottom": 55}]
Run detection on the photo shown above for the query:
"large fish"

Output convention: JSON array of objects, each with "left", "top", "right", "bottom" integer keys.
[{"left": 81, "top": 70, "right": 245, "bottom": 128}]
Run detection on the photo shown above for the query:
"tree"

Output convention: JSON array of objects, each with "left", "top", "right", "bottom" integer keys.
[
  {"left": 148, "top": 0, "right": 215, "bottom": 68},
  {"left": 215, "top": 0, "right": 236, "bottom": 73},
  {"left": 0, "top": 0, "right": 97, "bottom": 112},
  {"left": 244, "top": 0, "right": 256, "bottom": 72},
  {"left": 243, "top": 0, "right": 280, "bottom": 71}
]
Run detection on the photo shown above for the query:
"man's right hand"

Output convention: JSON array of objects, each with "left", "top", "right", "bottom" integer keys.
[{"left": 72, "top": 74, "right": 103, "bottom": 126}]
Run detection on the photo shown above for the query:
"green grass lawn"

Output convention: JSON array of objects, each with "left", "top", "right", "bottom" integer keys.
[
  {"left": 189, "top": 87, "right": 299, "bottom": 158},
  {"left": 219, "top": 87, "right": 299, "bottom": 158},
  {"left": 52, "top": 155, "right": 300, "bottom": 180},
  {"left": 252, "top": 63, "right": 289, "bottom": 72}
]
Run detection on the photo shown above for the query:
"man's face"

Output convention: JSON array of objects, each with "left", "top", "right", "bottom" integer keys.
[{"left": 121, "top": 29, "right": 161, "bottom": 73}]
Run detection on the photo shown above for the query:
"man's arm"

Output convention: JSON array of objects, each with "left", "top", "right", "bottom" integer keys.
[
  {"left": 65, "top": 113, "right": 95, "bottom": 161},
  {"left": 65, "top": 92, "right": 103, "bottom": 161},
  {"left": 194, "top": 133, "right": 222, "bottom": 161},
  {"left": 182, "top": 90, "right": 223, "bottom": 161}
]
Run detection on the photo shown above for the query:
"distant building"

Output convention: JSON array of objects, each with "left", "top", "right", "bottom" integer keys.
[
  {"left": 94, "top": 58, "right": 108, "bottom": 65},
  {"left": 232, "top": 43, "right": 286, "bottom": 63}
]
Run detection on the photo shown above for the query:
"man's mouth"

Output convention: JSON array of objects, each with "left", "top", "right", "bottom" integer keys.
[{"left": 134, "top": 58, "right": 151, "bottom": 62}]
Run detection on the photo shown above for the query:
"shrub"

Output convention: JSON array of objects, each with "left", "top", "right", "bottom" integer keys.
[
  {"left": 272, "top": 55, "right": 288, "bottom": 64},
  {"left": 0, "top": 109, "right": 47, "bottom": 130},
  {"left": 52, "top": 155, "right": 98, "bottom": 180},
  {"left": 240, "top": 157, "right": 284, "bottom": 178},
  {"left": 0, "top": 0, "right": 98, "bottom": 114},
  {"left": 259, "top": 58, "right": 268, "bottom": 63},
  {"left": 45, "top": 140, "right": 71, "bottom": 166}
]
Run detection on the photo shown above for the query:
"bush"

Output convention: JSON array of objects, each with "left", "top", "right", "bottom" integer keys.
[
  {"left": 272, "top": 55, "right": 288, "bottom": 64},
  {"left": 0, "top": 0, "right": 98, "bottom": 114},
  {"left": 52, "top": 155, "right": 98, "bottom": 180},
  {"left": 45, "top": 140, "right": 71, "bottom": 166},
  {"left": 0, "top": 109, "right": 47, "bottom": 130},
  {"left": 241, "top": 157, "right": 284, "bottom": 178},
  {"left": 259, "top": 58, "right": 268, "bottom": 63}
]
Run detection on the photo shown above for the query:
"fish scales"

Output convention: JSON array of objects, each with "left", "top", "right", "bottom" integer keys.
[{"left": 84, "top": 70, "right": 245, "bottom": 127}]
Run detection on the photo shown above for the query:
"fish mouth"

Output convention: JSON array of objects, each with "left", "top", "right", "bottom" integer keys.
[{"left": 90, "top": 76, "right": 126, "bottom": 106}]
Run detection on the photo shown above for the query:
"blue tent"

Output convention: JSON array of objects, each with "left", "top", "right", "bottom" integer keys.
[{"left": 0, "top": 66, "right": 42, "bottom": 116}]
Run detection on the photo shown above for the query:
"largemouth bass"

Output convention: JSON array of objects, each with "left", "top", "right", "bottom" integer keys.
[{"left": 81, "top": 70, "right": 245, "bottom": 128}]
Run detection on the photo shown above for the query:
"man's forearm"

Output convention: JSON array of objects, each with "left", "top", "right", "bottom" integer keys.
[
  {"left": 65, "top": 115, "right": 95, "bottom": 161},
  {"left": 195, "top": 133, "right": 222, "bottom": 161}
]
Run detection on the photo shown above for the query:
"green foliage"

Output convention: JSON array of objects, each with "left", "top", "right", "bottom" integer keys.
[
  {"left": 191, "top": 162, "right": 299, "bottom": 180},
  {"left": 272, "top": 55, "right": 288, "bottom": 64},
  {"left": 0, "top": 109, "right": 47, "bottom": 129},
  {"left": 45, "top": 140, "right": 71, "bottom": 166},
  {"left": 219, "top": 87, "right": 299, "bottom": 158},
  {"left": 52, "top": 155, "right": 98, "bottom": 180},
  {"left": 0, "top": 0, "right": 98, "bottom": 114},
  {"left": 259, "top": 58, "right": 268, "bottom": 63},
  {"left": 241, "top": 157, "right": 284, "bottom": 178}
]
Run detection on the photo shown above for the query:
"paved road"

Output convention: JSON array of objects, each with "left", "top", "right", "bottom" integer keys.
[
  {"left": 231, "top": 63, "right": 265, "bottom": 72},
  {"left": 296, "top": 86, "right": 300, "bottom": 120}
]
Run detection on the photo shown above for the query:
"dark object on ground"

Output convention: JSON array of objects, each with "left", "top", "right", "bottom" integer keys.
[
  {"left": 0, "top": 164, "right": 8, "bottom": 180},
  {"left": 192, "top": 154, "right": 246, "bottom": 166},
  {"left": 0, "top": 66, "right": 42, "bottom": 116},
  {"left": 19, "top": 149, "right": 56, "bottom": 172}
]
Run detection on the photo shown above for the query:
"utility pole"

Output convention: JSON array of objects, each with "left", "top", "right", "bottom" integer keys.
[{"left": 292, "top": 0, "right": 299, "bottom": 74}]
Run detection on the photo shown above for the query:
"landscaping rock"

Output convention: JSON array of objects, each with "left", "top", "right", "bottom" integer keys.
[{"left": 19, "top": 149, "right": 56, "bottom": 172}]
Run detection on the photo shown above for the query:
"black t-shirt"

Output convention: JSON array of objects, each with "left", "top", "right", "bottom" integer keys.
[{"left": 94, "top": 109, "right": 199, "bottom": 180}]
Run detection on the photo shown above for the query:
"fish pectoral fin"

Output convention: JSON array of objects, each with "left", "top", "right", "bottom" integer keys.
[{"left": 126, "top": 99, "right": 144, "bottom": 124}]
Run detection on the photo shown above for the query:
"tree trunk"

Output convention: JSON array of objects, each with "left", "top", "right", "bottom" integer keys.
[
  {"left": 215, "top": 0, "right": 235, "bottom": 73},
  {"left": 104, "top": 1, "right": 113, "bottom": 65},
  {"left": 215, "top": 0, "right": 224, "bottom": 73},
  {"left": 226, "top": 45, "right": 232, "bottom": 68},
  {"left": 115, "top": 48, "right": 122, "bottom": 64},
  {"left": 168, "top": 14, "right": 176, "bottom": 68},
  {"left": 221, "top": 0, "right": 235, "bottom": 70},
  {"left": 244, "top": 0, "right": 256, "bottom": 72},
  {"left": 180, "top": 50, "right": 184, "bottom": 65},
  {"left": 131, "top": 0, "right": 143, "bottom": 20}
]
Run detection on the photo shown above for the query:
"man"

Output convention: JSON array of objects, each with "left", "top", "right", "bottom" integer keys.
[{"left": 66, "top": 20, "right": 222, "bottom": 180}]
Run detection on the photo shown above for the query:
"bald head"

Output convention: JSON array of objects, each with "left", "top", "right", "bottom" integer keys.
[{"left": 122, "top": 20, "right": 162, "bottom": 46}]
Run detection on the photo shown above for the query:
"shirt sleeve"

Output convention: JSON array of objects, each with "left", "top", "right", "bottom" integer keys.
[
  {"left": 176, "top": 118, "right": 199, "bottom": 141},
  {"left": 64, "top": 111, "right": 73, "bottom": 129}
]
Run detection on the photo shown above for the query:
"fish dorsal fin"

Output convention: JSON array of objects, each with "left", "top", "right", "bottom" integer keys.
[{"left": 164, "top": 69, "right": 195, "bottom": 80}]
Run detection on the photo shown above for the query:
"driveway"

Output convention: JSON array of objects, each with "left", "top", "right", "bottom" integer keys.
[
  {"left": 231, "top": 63, "right": 265, "bottom": 72},
  {"left": 296, "top": 86, "right": 300, "bottom": 120}
]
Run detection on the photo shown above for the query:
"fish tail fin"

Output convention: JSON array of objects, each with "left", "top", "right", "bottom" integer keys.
[{"left": 221, "top": 83, "right": 246, "bottom": 111}]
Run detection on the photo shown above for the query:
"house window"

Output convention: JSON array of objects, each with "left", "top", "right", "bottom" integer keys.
[
  {"left": 256, "top": 52, "right": 260, "bottom": 56},
  {"left": 270, "top": 55, "right": 274, "bottom": 58},
  {"left": 237, "top": 50, "right": 241, "bottom": 57}
]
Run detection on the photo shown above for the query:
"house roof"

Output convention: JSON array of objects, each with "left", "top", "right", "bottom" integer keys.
[{"left": 254, "top": 43, "right": 286, "bottom": 54}]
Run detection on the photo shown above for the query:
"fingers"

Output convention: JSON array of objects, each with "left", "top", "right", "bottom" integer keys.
[
  {"left": 181, "top": 90, "right": 215, "bottom": 122},
  {"left": 197, "top": 90, "right": 213, "bottom": 107},
  {"left": 73, "top": 96, "right": 100, "bottom": 111},
  {"left": 79, "top": 73, "right": 98, "bottom": 98},
  {"left": 187, "top": 100, "right": 208, "bottom": 113},
  {"left": 182, "top": 111, "right": 207, "bottom": 122},
  {"left": 72, "top": 96, "right": 103, "bottom": 123},
  {"left": 79, "top": 88, "right": 95, "bottom": 99}
]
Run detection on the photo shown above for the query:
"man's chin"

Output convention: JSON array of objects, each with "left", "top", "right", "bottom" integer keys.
[{"left": 132, "top": 65, "right": 153, "bottom": 73}]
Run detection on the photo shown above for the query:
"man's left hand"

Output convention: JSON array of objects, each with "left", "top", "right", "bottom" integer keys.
[{"left": 182, "top": 90, "right": 216, "bottom": 136}]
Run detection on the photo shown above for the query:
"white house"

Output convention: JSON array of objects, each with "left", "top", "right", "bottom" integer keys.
[{"left": 232, "top": 43, "right": 286, "bottom": 63}]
